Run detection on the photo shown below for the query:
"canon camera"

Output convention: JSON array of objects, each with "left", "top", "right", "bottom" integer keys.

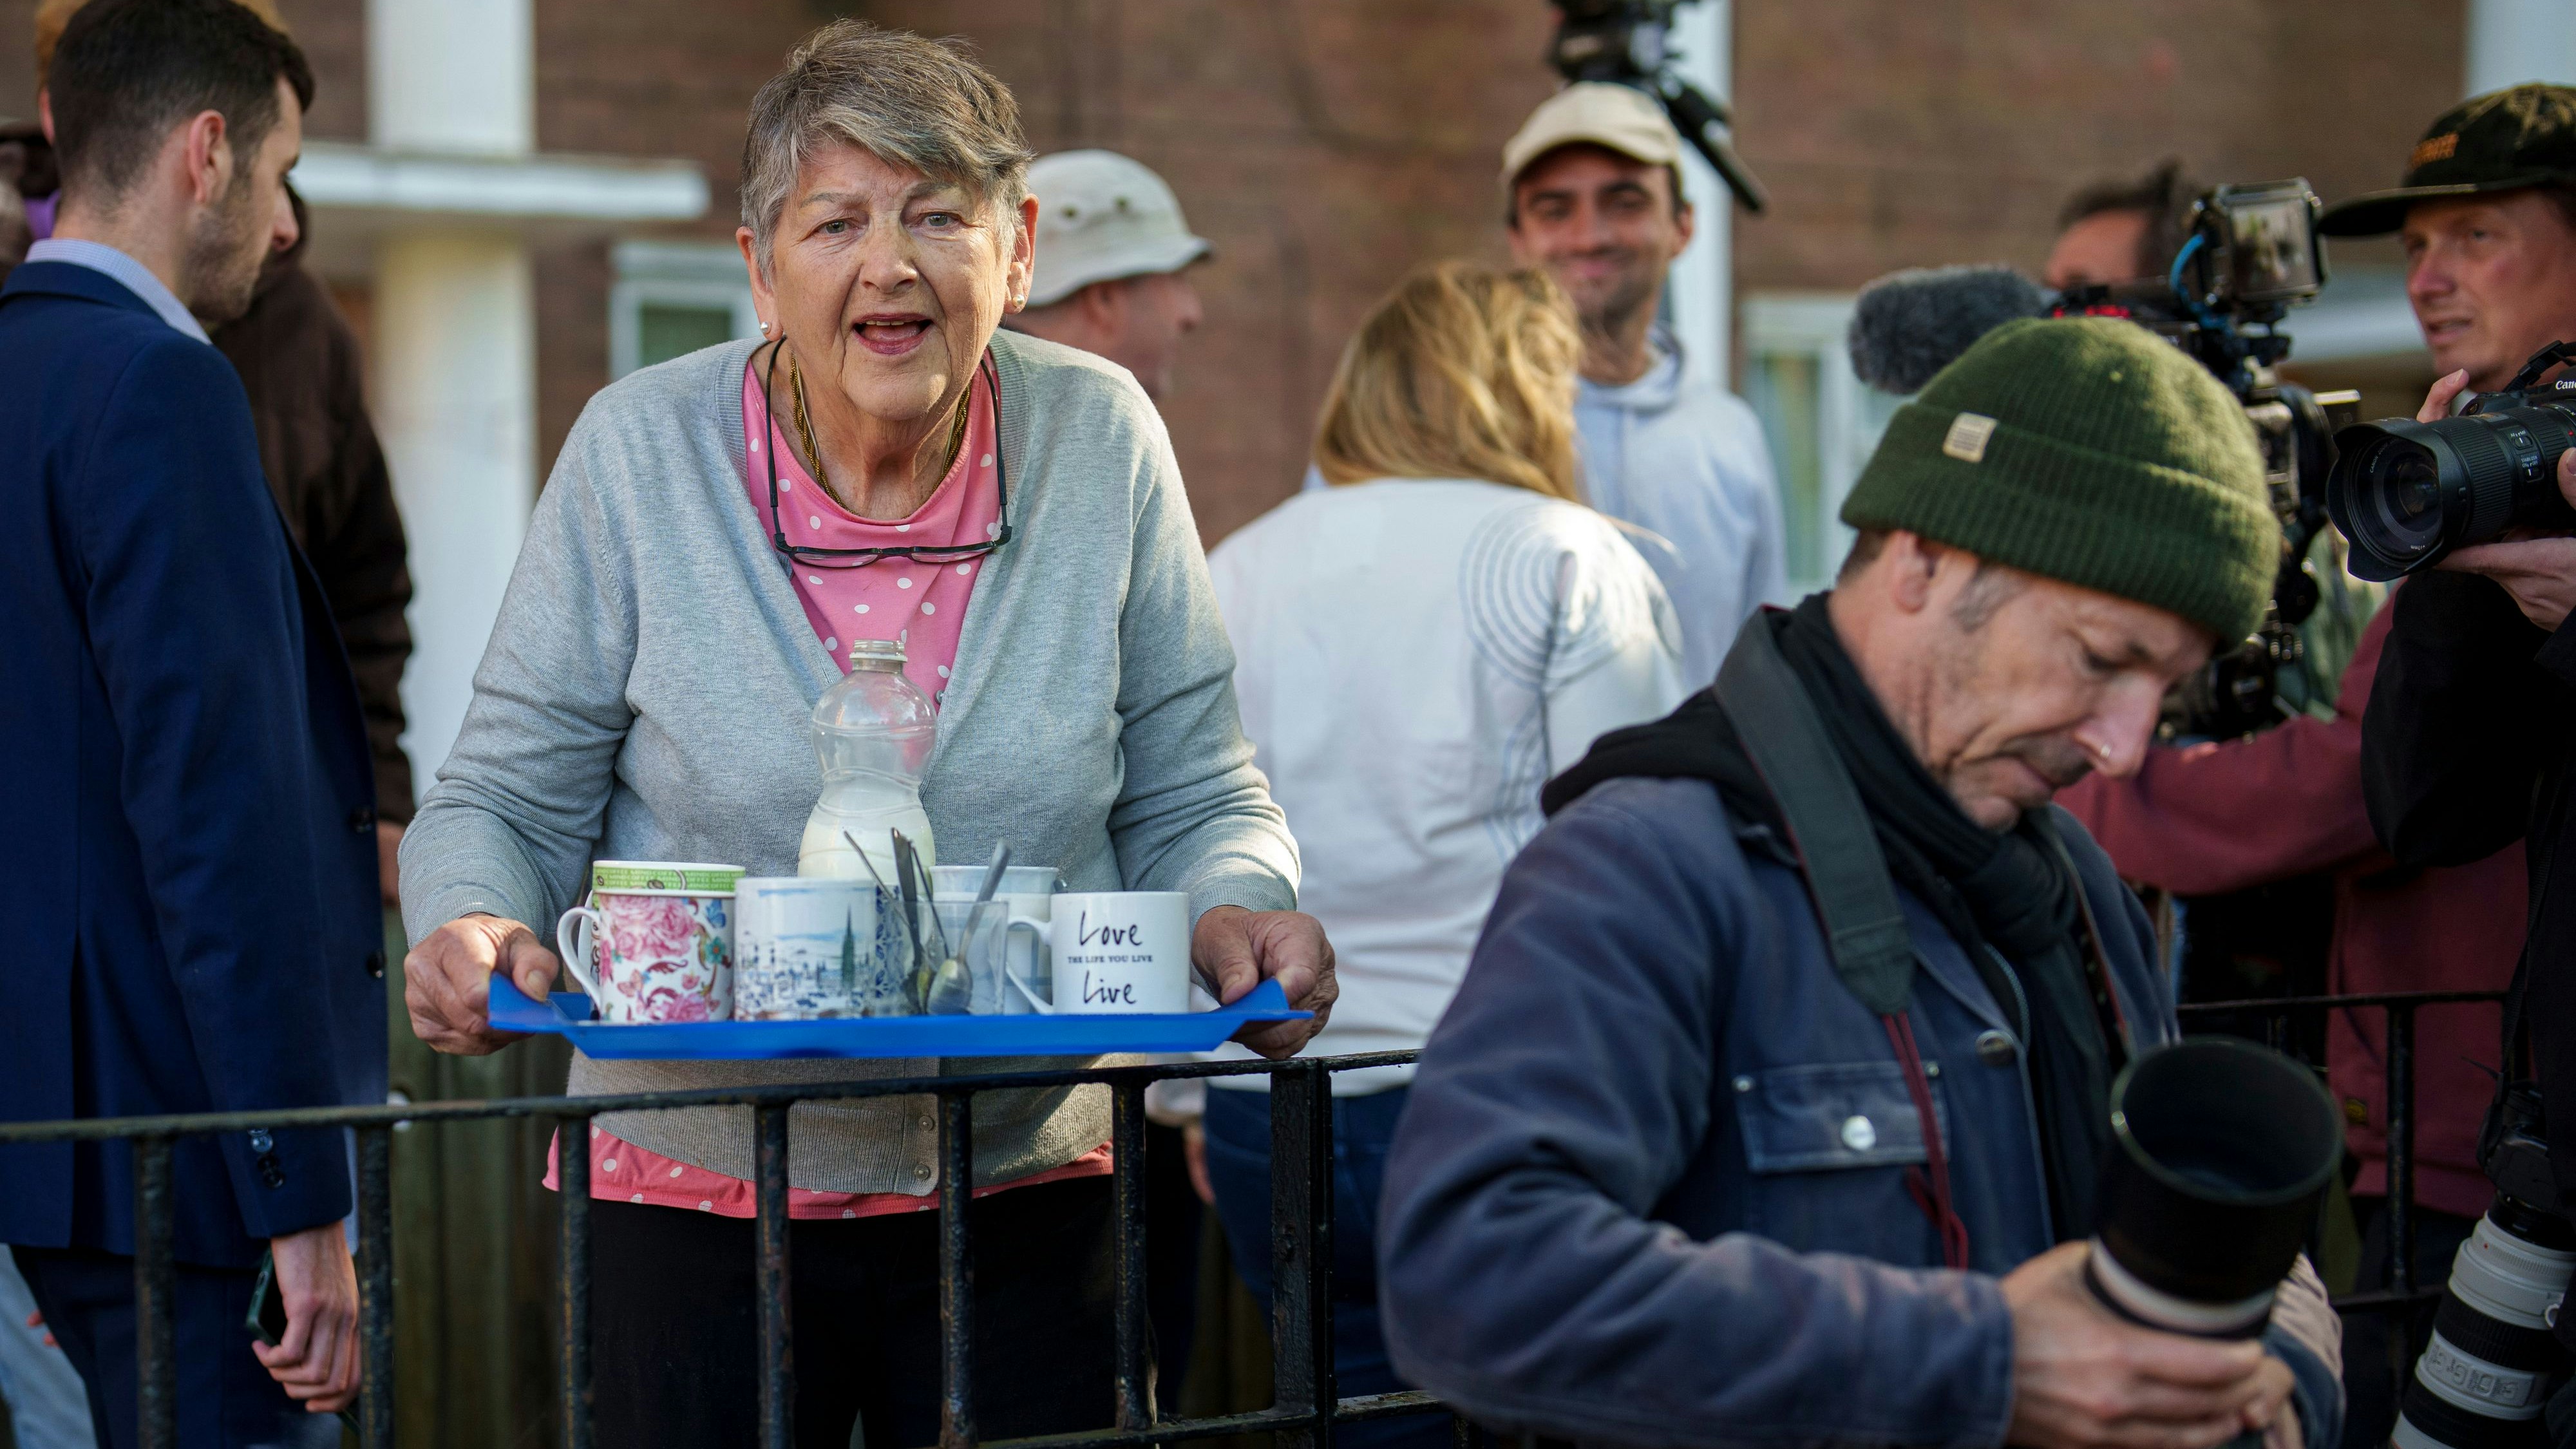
[{"left": 2327, "top": 341, "right": 2576, "bottom": 581}]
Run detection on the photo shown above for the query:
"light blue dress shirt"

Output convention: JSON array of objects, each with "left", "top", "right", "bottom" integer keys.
[{"left": 23, "top": 236, "right": 211, "bottom": 343}]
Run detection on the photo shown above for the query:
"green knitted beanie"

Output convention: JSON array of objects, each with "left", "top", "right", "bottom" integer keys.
[{"left": 1839, "top": 316, "right": 2280, "bottom": 641}]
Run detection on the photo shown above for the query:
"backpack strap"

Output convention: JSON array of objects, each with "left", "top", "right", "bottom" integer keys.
[{"left": 1711, "top": 615, "right": 1917, "bottom": 1016}]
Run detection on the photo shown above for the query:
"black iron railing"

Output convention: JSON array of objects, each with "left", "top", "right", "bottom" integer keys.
[
  {"left": 0, "top": 1050, "right": 1446, "bottom": 1449},
  {"left": 0, "top": 987, "right": 2508, "bottom": 1448},
  {"left": 2174, "top": 988, "right": 2507, "bottom": 1449},
  {"left": 2176, "top": 988, "right": 2506, "bottom": 1311}
]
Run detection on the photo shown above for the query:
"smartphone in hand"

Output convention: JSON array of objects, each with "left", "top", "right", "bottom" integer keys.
[
  {"left": 243, "top": 1247, "right": 289, "bottom": 1347},
  {"left": 242, "top": 1245, "right": 360, "bottom": 1427}
]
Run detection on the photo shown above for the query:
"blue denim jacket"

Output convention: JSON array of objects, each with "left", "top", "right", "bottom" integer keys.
[{"left": 1377, "top": 775, "right": 2341, "bottom": 1448}]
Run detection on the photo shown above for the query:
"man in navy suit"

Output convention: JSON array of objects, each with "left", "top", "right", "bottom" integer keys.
[{"left": 0, "top": 0, "right": 384, "bottom": 1439}]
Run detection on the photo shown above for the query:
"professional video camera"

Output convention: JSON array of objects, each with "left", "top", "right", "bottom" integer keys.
[
  {"left": 1544, "top": 0, "right": 1768, "bottom": 213},
  {"left": 2329, "top": 339, "right": 2576, "bottom": 580},
  {"left": 1847, "top": 178, "right": 2360, "bottom": 740},
  {"left": 2054, "top": 180, "right": 2361, "bottom": 739},
  {"left": 2391, "top": 1084, "right": 2576, "bottom": 1448}
]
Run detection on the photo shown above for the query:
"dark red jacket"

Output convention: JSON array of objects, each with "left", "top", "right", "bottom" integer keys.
[{"left": 2060, "top": 599, "right": 2523, "bottom": 1219}]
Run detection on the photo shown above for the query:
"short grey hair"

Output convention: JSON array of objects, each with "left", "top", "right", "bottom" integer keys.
[{"left": 740, "top": 21, "right": 1035, "bottom": 274}]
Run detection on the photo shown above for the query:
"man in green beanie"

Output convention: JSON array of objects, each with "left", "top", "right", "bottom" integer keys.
[{"left": 1375, "top": 317, "right": 2343, "bottom": 1449}]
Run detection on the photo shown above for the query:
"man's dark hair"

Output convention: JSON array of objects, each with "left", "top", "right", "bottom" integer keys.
[
  {"left": 50, "top": 0, "right": 313, "bottom": 207},
  {"left": 2057, "top": 158, "right": 2200, "bottom": 281}
]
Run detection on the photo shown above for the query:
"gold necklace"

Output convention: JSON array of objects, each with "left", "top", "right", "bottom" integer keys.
[{"left": 783, "top": 345, "right": 969, "bottom": 496}]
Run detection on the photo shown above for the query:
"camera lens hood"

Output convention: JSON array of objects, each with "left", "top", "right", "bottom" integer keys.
[
  {"left": 2094, "top": 1038, "right": 2343, "bottom": 1313},
  {"left": 2329, "top": 406, "right": 2576, "bottom": 580},
  {"left": 2327, "top": 421, "right": 2477, "bottom": 581}
]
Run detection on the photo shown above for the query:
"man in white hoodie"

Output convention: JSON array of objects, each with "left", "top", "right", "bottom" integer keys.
[{"left": 1503, "top": 82, "right": 1785, "bottom": 687}]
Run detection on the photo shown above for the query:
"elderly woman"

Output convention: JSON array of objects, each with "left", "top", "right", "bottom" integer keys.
[{"left": 398, "top": 21, "right": 1333, "bottom": 1446}]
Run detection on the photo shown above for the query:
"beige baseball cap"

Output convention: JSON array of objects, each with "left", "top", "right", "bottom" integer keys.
[
  {"left": 1501, "top": 81, "right": 1685, "bottom": 189},
  {"left": 1025, "top": 149, "right": 1212, "bottom": 308}
]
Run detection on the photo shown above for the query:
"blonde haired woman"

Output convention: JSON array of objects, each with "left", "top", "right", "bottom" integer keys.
[{"left": 1197, "top": 261, "right": 1684, "bottom": 1448}]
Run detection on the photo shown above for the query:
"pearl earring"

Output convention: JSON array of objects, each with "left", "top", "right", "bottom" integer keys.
[{"left": 759, "top": 320, "right": 773, "bottom": 337}]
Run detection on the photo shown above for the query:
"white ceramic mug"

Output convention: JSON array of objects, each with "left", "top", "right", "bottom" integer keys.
[
  {"left": 555, "top": 883, "right": 735, "bottom": 1023},
  {"left": 733, "top": 876, "right": 915, "bottom": 1019},
  {"left": 1011, "top": 891, "right": 1191, "bottom": 1015}
]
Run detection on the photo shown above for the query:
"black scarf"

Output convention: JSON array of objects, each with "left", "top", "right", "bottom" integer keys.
[{"left": 1543, "top": 597, "right": 2120, "bottom": 1238}]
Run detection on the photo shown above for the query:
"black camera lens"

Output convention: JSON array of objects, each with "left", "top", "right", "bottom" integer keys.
[
  {"left": 2090, "top": 1039, "right": 2342, "bottom": 1331},
  {"left": 2329, "top": 406, "right": 2576, "bottom": 580},
  {"left": 2364, "top": 451, "right": 2445, "bottom": 560}
]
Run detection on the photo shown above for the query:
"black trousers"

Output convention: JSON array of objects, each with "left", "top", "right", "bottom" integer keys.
[
  {"left": 10, "top": 1244, "right": 340, "bottom": 1449},
  {"left": 591, "top": 1175, "right": 1116, "bottom": 1449}
]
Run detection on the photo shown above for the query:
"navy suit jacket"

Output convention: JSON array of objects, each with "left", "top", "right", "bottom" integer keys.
[{"left": 0, "top": 260, "right": 385, "bottom": 1268}]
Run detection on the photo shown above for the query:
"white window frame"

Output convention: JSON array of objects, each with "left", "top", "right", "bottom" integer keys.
[
  {"left": 1741, "top": 290, "right": 1899, "bottom": 594},
  {"left": 608, "top": 239, "right": 761, "bottom": 379}
]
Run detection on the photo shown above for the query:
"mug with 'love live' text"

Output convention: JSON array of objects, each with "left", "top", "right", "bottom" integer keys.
[{"left": 1010, "top": 891, "right": 1191, "bottom": 1014}]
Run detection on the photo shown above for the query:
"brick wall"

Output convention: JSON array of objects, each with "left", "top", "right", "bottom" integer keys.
[
  {"left": 0, "top": 0, "right": 365, "bottom": 136},
  {"left": 0, "top": 2, "right": 2477, "bottom": 541},
  {"left": 1730, "top": 0, "right": 2465, "bottom": 290},
  {"left": 862, "top": 0, "right": 1561, "bottom": 542},
  {"left": 530, "top": 0, "right": 815, "bottom": 484},
  {"left": 532, "top": 0, "right": 1562, "bottom": 544}
]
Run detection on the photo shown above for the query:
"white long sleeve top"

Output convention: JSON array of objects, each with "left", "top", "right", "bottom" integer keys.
[{"left": 1202, "top": 478, "right": 1687, "bottom": 1092}]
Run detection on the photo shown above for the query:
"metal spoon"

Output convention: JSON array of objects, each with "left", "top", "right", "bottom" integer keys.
[
  {"left": 887, "top": 830, "right": 933, "bottom": 1009},
  {"left": 961, "top": 840, "right": 1011, "bottom": 943},
  {"left": 927, "top": 842, "right": 1016, "bottom": 1016},
  {"left": 891, "top": 831, "right": 977, "bottom": 1014},
  {"left": 897, "top": 832, "right": 951, "bottom": 965},
  {"left": 843, "top": 830, "right": 893, "bottom": 893}
]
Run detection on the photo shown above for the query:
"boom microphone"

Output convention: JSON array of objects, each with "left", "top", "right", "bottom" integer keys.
[{"left": 1845, "top": 264, "right": 2049, "bottom": 395}]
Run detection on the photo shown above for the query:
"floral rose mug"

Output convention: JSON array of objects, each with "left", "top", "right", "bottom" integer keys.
[{"left": 554, "top": 862, "right": 742, "bottom": 1023}]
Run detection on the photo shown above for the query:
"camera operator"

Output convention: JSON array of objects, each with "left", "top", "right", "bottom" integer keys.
[
  {"left": 2331, "top": 82, "right": 2576, "bottom": 1435},
  {"left": 1501, "top": 82, "right": 1785, "bottom": 685},
  {"left": 1378, "top": 317, "right": 2341, "bottom": 1449},
  {"left": 2043, "top": 158, "right": 2199, "bottom": 292}
]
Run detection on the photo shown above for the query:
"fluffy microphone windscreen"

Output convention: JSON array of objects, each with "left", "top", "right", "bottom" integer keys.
[{"left": 1844, "top": 264, "right": 2049, "bottom": 396}]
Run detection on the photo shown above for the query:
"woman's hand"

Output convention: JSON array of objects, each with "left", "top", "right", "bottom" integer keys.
[
  {"left": 404, "top": 913, "right": 560, "bottom": 1055},
  {"left": 2418, "top": 368, "right": 2576, "bottom": 629},
  {"left": 1193, "top": 905, "right": 1338, "bottom": 1059}
]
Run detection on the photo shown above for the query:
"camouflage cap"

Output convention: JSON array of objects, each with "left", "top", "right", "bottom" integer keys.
[{"left": 2322, "top": 83, "right": 2576, "bottom": 237}]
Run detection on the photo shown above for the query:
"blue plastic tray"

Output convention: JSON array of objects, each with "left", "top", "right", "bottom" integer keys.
[{"left": 486, "top": 975, "right": 1308, "bottom": 1059}]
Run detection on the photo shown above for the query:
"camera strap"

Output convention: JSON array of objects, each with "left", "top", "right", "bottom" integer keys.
[
  {"left": 1713, "top": 623, "right": 1971, "bottom": 1269},
  {"left": 1710, "top": 627, "right": 1915, "bottom": 1016}
]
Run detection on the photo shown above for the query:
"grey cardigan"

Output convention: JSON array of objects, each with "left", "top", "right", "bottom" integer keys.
[{"left": 399, "top": 331, "right": 1298, "bottom": 1193}]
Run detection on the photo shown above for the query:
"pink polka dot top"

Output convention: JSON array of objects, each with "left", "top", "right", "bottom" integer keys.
[{"left": 740, "top": 352, "right": 1003, "bottom": 704}]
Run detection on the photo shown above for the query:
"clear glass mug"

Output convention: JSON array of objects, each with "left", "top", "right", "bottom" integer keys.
[{"left": 929, "top": 866, "right": 1059, "bottom": 1015}]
